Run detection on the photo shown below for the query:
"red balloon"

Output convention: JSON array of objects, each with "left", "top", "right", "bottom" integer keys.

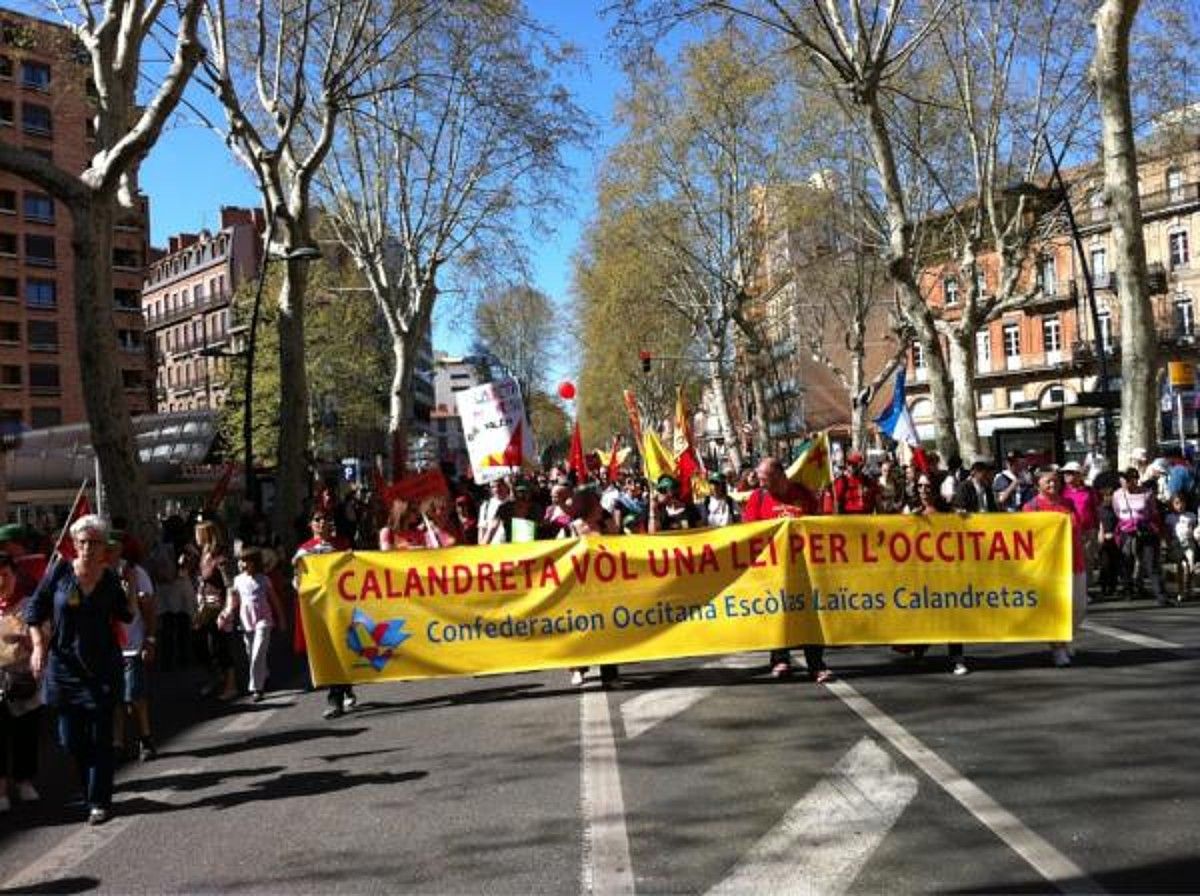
[{"left": 558, "top": 381, "right": 576, "bottom": 400}]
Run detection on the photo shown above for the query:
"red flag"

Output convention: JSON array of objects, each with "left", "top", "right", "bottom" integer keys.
[
  {"left": 567, "top": 421, "right": 586, "bottom": 480},
  {"left": 55, "top": 492, "right": 92, "bottom": 561},
  {"left": 607, "top": 436, "right": 621, "bottom": 483},
  {"left": 911, "top": 446, "right": 931, "bottom": 474},
  {"left": 677, "top": 447, "right": 702, "bottom": 502},
  {"left": 204, "top": 461, "right": 236, "bottom": 514}
]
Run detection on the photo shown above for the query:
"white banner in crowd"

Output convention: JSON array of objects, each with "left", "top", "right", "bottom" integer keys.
[{"left": 455, "top": 377, "right": 536, "bottom": 484}]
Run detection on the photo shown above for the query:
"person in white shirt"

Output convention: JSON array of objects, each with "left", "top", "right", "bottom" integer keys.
[
  {"left": 109, "top": 536, "right": 158, "bottom": 762},
  {"left": 228, "top": 548, "right": 287, "bottom": 701},
  {"left": 1164, "top": 492, "right": 1197, "bottom": 604},
  {"left": 477, "top": 480, "right": 514, "bottom": 545}
]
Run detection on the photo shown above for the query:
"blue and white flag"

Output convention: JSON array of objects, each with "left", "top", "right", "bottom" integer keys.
[{"left": 874, "top": 369, "right": 920, "bottom": 447}]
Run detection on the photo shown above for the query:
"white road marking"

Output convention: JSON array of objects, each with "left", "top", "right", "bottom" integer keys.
[
  {"left": 1, "top": 819, "right": 134, "bottom": 891},
  {"left": 620, "top": 653, "right": 761, "bottom": 740},
  {"left": 707, "top": 737, "right": 916, "bottom": 896},
  {"left": 219, "top": 707, "right": 279, "bottom": 733},
  {"left": 1081, "top": 621, "right": 1185, "bottom": 651},
  {"left": 826, "top": 680, "right": 1105, "bottom": 895},
  {"left": 580, "top": 691, "right": 635, "bottom": 896}
]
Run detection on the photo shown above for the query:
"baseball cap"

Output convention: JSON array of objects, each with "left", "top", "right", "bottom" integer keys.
[
  {"left": 655, "top": 475, "right": 679, "bottom": 492},
  {"left": 1060, "top": 461, "right": 1082, "bottom": 473}
]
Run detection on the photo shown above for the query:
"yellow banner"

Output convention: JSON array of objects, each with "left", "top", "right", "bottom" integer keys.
[{"left": 297, "top": 513, "right": 1072, "bottom": 685}]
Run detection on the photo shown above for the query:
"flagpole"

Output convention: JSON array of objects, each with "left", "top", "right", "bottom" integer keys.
[{"left": 31, "top": 478, "right": 89, "bottom": 596}]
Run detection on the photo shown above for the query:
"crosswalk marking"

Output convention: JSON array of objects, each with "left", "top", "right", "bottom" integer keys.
[
  {"left": 707, "top": 738, "right": 917, "bottom": 896},
  {"left": 581, "top": 691, "right": 635, "bottom": 896}
]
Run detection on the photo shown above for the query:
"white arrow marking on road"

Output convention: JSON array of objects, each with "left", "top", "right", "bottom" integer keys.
[
  {"left": 827, "top": 680, "right": 1105, "bottom": 895},
  {"left": 620, "top": 653, "right": 761, "bottom": 740},
  {"left": 706, "top": 737, "right": 916, "bottom": 896},
  {"left": 581, "top": 690, "right": 635, "bottom": 896}
]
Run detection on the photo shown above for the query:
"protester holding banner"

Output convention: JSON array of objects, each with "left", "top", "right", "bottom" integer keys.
[
  {"left": 379, "top": 498, "right": 425, "bottom": 551},
  {"left": 26, "top": 515, "right": 134, "bottom": 825},
  {"left": 422, "top": 495, "right": 462, "bottom": 548},
  {"left": 478, "top": 480, "right": 515, "bottom": 545},
  {"left": 647, "top": 476, "right": 700, "bottom": 532},
  {"left": 743, "top": 457, "right": 833, "bottom": 684},
  {"left": 293, "top": 512, "right": 356, "bottom": 719},
  {"left": 568, "top": 487, "right": 618, "bottom": 689},
  {"left": 1023, "top": 468, "right": 1087, "bottom": 667},
  {"left": 454, "top": 494, "right": 479, "bottom": 546},
  {"left": 905, "top": 472, "right": 969, "bottom": 676},
  {"left": 698, "top": 472, "right": 739, "bottom": 528}
]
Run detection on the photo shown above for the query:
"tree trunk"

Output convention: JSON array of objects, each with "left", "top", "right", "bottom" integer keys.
[
  {"left": 388, "top": 334, "right": 415, "bottom": 481},
  {"left": 70, "top": 197, "right": 154, "bottom": 543},
  {"left": 849, "top": 343, "right": 868, "bottom": 453},
  {"left": 272, "top": 256, "right": 311, "bottom": 551},
  {"left": 946, "top": 329, "right": 981, "bottom": 462},
  {"left": 750, "top": 373, "right": 770, "bottom": 457},
  {"left": 1093, "top": 0, "right": 1153, "bottom": 469},
  {"left": 707, "top": 349, "right": 743, "bottom": 474}
]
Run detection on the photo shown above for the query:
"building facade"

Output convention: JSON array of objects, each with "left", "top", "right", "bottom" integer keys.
[
  {"left": 430, "top": 352, "right": 486, "bottom": 476},
  {"left": 906, "top": 133, "right": 1200, "bottom": 453},
  {"left": 0, "top": 9, "right": 151, "bottom": 430},
  {"left": 142, "top": 206, "right": 265, "bottom": 412}
]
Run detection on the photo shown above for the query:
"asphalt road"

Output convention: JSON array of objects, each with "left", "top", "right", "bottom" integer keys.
[{"left": 1, "top": 599, "right": 1198, "bottom": 895}]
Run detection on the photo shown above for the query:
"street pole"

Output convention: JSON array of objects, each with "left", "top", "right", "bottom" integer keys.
[
  {"left": 241, "top": 214, "right": 274, "bottom": 513},
  {"left": 1043, "top": 136, "right": 1117, "bottom": 462}
]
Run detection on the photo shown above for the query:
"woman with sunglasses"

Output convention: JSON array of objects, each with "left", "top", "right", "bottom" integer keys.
[
  {"left": 903, "top": 473, "right": 969, "bottom": 675},
  {"left": 25, "top": 515, "right": 135, "bottom": 825}
]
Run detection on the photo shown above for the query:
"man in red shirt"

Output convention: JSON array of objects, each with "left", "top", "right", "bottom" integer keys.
[
  {"left": 833, "top": 451, "right": 877, "bottom": 515},
  {"left": 742, "top": 458, "right": 833, "bottom": 683}
]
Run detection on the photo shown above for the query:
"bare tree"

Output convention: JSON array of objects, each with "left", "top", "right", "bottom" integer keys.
[
  {"left": 474, "top": 284, "right": 562, "bottom": 399},
  {"left": 1092, "top": 0, "right": 1152, "bottom": 467},
  {"left": 199, "top": 0, "right": 424, "bottom": 542},
  {"left": 603, "top": 25, "right": 802, "bottom": 473},
  {"left": 0, "top": 1, "right": 204, "bottom": 541},
  {"left": 317, "top": 2, "right": 586, "bottom": 477},
  {"left": 617, "top": 0, "right": 1094, "bottom": 462}
]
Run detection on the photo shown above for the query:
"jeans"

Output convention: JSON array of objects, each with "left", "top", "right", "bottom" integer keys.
[{"left": 57, "top": 703, "right": 115, "bottom": 809}]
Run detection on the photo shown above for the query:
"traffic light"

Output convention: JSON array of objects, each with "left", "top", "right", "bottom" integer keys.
[{"left": 639, "top": 350, "right": 652, "bottom": 373}]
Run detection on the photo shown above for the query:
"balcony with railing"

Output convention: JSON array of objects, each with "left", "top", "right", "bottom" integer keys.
[
  {"left": 144, "top": 291, "right": 232, "bottom": 329},
  {"left": 1075, "top": 180, "right": 1198, "bottom": 229},
  {"left": 1026, "top": 281, "right": 1078, "bottom": 314}
]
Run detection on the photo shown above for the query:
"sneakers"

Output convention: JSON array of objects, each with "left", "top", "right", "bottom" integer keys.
[
  {"left": 812, "top": 668, "right": 835, "bottom": 684},
  {"left": 322, "top": 705, "right": 344, "bottom": 720},
  {"left": 570, "top": 670, "right": 585, "bottom": 687},
  {"left": 1052, "top": 646, "right": 1071, "bottom": 667},
  {"left": 342, "top": 691, "right": 358, "bottom": 711},
  {"left": 951, "top": 661, "right": 970, "bottom": 677},
  {"left": 770, "top": 662, "right": 793, "bottom": 679},
  {"left": 87, "top": 807, "right": 110, "bottom": 826},
  {"left": 138, "top": 739, "right": 157, "bottom": 762},
  {"left": 251, "top": 691, "right": 264, "bottom": 703}
]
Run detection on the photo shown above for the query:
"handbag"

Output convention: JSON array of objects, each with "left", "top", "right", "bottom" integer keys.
[{"left": 0, "top": 668, "right": 38, "bottom": 702}]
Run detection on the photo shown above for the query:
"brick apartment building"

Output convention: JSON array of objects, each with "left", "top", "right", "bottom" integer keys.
[
  {"left": 0, "top": 9, "right": 151, "bottom": 431},
  {"left": 142, "top": 207, "right": 265, "bottom": 412},
  {"left": 907, "top": 132, "right": 1200, "bottom": 451},
  {"left": 744, "top": 128, "right": 1200, "bottom": 459}
]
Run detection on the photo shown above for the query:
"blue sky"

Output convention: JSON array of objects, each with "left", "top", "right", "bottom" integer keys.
[{"left": 137, "top": 1, "right": 624, "bottom": 371}]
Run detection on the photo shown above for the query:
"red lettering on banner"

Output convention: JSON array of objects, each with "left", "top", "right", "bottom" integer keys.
[
  {"left": 1013, "top": 530, "right": 1034, "bottom": 561},
  {"left": 829, "top": 533, "right": 848, "bottom": 564},
  {"left": 426, "top": 566, "right": 448, "bottom": 595},
  {"left": 936, "top": 532, "right": 956, "bottom": 563},
  {"left": 478, "top": 562, "right": 497, "bottom": 592},
  {"left": 621, "top": 553, "right": 640, "bottom": 580},
  {"left": 914, "top": 531, "right": 934, "bottom": 562},
  {"left": 405, "top": 567, "right": 425, "bottom": 596},
  {"left": 788, "top": 534, "right": 805, "bottom": 564},
  {"left": 571, "top": 554, "right": 593, "bottom": 582},
  {"left": 673, "top": 547, "right": 696, "bottom": 575},
  {"left": 859, "top": 533, "right": 879, "bottom": 563},
  {"left": 988, "top": 531, "right": 1011, "bottom": 561},
  {"left": 454, "top": 565, "right": 473, "bottom": 592},
  {"left": 361, "top": 570, "right": 382, "bottom": 601},
  {"left": 697, "top": 544, "right": 719, "bottom": 574},
  {"left": 965, "top": 530, "right": 985, "bottom": 560},
  {"left": 338, "top": 570, "right": 357, "bottom": 602},
  {"left": 648, "top": 550, "right": 671, "bottom": 577},
  {"left": 807, "top": 534, "right": 826, "bottom": 563},
  {"left": 539, "top": 558, "right": 561, "bottom": 587},
  {"left": 499, "top": 561, "right": 516, "bottom": 591}
]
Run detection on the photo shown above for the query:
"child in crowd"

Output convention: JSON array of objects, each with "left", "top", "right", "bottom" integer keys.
[
  {"left": 225, "top": 548, "right": 287, "bottom": 701},
  {"left": 1164, "top": 492, "right": 1197, "bottom": 604}
]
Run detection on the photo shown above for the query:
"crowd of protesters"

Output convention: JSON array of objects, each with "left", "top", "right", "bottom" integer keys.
[{"left": 2, "top": 436, "right": 1199, "bottom": 826}]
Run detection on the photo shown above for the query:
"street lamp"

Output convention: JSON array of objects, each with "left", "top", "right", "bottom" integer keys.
[
  {"left": 1004, "top": 136, "right": 1116, "bottom": 462},
  {"left": 202, "top": 239, "right": 323, "bottom": 511}
]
